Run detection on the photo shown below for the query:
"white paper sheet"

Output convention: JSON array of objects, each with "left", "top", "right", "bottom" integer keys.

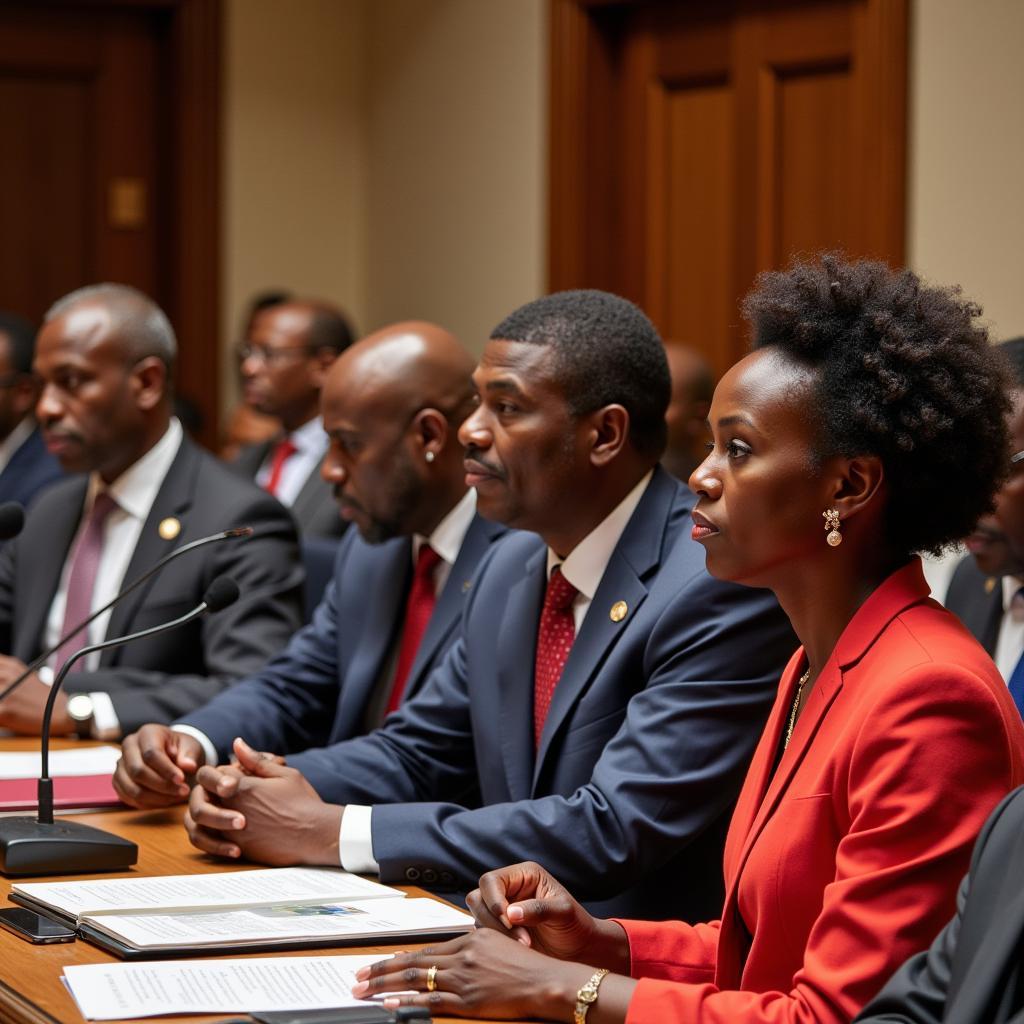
[
  {"left": 86, "top": 896, "right": 472, "bottom": 950},
  {"left": 0, "top": 746, "right": 121, "bottom": 780},
  {"left": 15, "top": 867, "right": 402, "bottom": 921},
  {"left": 63, "top": 954, "right": 391, "bottom": 1020}
]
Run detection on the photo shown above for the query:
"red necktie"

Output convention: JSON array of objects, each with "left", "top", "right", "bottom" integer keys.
[
  {"left": 265, "top": 437, "right": 298, "bottom": 496},
  {"left": 56, "top": 491, "right": 119, "bottom": 673},
  {"left": 386, "top": 544, "right": 443, "bottom": 714},
  {"left": 533, "top": 566, "right": 578, "bottom": 746}
]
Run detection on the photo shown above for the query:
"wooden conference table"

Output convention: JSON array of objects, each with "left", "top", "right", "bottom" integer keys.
[{"left": 0, "top": 740, "right": 518, "bottom": 1024}]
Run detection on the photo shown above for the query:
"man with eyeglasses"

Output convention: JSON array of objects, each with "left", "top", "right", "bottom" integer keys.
[
  {"left": 234, "top": 300, "right": 354, "bottom": 539},
  {"left": 947, "top": 336, "right": 1024, "bottom": 718},
  {"left": 0, "top": 283, "right": 304, "bottom": 739},
  {"left": 0, "top": 311, "right": 62, "bottom": 512}
]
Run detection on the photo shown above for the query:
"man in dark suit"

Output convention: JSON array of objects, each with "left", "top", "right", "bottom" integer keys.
[
  {"left": 113, "top": 321, "right": 506, "bottom": 797},
  {"left": 234, "top": 300, "right": 354, "bottom": 539},
  {"left": 0, "top": 283, "right": 304, "bottom": 738},
  {"left": 0, "top": 312, "right": 62, "bottom": 509},
  {"left": 181, "top": 289, "right": 795, "bottom": 922},
  {"left": 946, "top": 336, "right": 1024, "bottom": 717},
  {"left": 855, "top": 784, "right": 1024, "bottom": 1024}
]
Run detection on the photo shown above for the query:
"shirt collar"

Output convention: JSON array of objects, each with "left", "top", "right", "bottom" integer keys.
[
  {"left": 0, "top": 416, "right": 35, "bottom": 469},
  {"left": 86, "top": 419, "right": 183, "bottom": 521},
  {"left": 287, "top": 416, "right": 328, "bottom": 456},
  {"left": 546, "top": 470, "right": 654, "bottom": 600},
  {"left": 1001, "top": 574, "right": 1024, "bottom": 611},
  {"left": 414, "top": 488, "right": 477, "bottom": 567}
]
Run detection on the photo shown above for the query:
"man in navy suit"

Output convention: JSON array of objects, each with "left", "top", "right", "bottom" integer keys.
[
  {"left": 114, "top": 322, "right": 506, "bottom": 798},
  {"left": 180, "top": 290, "right": 795, "bottom": 922},
  {"left": 0, "top": 312, "right": 62, "bottom": 510}
]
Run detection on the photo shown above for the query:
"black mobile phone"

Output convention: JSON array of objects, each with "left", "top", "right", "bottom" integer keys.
[{"left": 0, "top": 907, "right": 76, "bottom": 944}]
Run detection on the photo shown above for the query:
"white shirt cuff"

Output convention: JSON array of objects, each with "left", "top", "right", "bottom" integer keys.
[
  {"left": 170, "top": 725, "right": 218, "bottom": 769},
  {"left": 338, "top": 805, "right": 379, "bottom": 874},
  {"left": 88, "top": 692, "right": 120, "bottom": 741}
]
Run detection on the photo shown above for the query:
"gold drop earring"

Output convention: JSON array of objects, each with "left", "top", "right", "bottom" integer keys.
[{"left": 823, "top": 508, "right": 842, "bottom": 547}]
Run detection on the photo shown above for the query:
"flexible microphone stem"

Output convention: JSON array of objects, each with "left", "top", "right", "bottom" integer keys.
[
  {"left": 0, "top": 526, "right": 252, "bottom": 702},
  {"left": 36, "top": 603, "right": 211, "bottom": 825}
]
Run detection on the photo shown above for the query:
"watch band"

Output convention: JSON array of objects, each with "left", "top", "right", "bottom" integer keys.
[{"left": 573, "top": 968, "right": 609, "bottom": 1024}]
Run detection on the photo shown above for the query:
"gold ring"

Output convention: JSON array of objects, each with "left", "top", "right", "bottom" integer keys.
[{"left": 426, "top": 964, "right": 439, "bottom": 992}]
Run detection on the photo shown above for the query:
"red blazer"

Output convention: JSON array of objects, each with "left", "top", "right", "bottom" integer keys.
[{"left": 620, "top": 560, "right": 1024, "bottom": 1024}]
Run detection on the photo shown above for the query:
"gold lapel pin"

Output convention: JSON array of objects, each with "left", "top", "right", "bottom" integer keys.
[
  {"left": 158, "top": 517, "right": 181, "bottom": 540},
  {"left": 462, "top": 579, "right": 473, "bottom": 592},
  {"left": 610, "top": 600, "right": 628, "bottom": 623},
  {"left": 985, "top": 577, "right": 997, "bottom": 594}
]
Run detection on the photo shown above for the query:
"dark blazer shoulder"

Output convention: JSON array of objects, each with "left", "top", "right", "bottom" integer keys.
[{"left": 945, "top": 554, "right": 1002, "bottom": 655}]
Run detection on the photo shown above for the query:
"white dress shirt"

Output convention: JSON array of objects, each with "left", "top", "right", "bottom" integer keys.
[
  {"left": 42, "top": 419, "right": 184, "bottom": 737},
  {"left": 0, "top": 416, "right": 34, "bottom": 476},
  {"left": 173, "top": 488, "right": 480, "bottom": 779},
  {"left": 254, "top": 417, "right": 328, "bottom": 508},
  {"left": 994, "top": 574, "right": 1024, "bottom": 682},
  {"left": 339, "top": 471, "right": 653, "bottom": 874}
]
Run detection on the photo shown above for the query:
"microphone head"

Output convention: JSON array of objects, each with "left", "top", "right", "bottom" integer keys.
[
  {"left": 203, "top": 577, "right": 240, "bottom": 612},
  {"left": 0, "top": 502, "right": 25, "bottom": 540}
]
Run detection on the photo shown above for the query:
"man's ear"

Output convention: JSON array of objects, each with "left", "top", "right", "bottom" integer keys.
[
  {"left": 411, "top": 408, "right": 448, "bottom": 464},
  {"left": 587, "top": 404, "right": 630, "bottom": 467},
  {"left": 132, "top": 356, "right": 167, "bottom": 412},
  {"left": 310, "top": 347, "right": 338, "bottom": 387}
]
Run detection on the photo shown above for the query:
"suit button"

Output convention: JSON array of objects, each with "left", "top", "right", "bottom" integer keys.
[
  {"left": 422, "top": 869, "right": 438, "bottom": 884},
  {"left": 439, "top": 871, "right": 455, "bottom": 885},
  {"left": 405, "top": 868, "right": 421, "bottom": 882}
]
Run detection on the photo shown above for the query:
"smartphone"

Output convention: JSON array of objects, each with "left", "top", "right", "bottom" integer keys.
[{"left": 0, "top": 907, "right": 76, "bottom": 944}]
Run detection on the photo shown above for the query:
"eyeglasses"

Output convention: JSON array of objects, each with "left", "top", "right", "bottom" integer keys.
[{"left": 235, "top": 344, "right": 311, "bottom": 365}]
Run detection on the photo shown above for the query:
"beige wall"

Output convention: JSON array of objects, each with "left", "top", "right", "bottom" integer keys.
[
  {"left": 363, "top": 0, "right": 547, "bottom": 351},
  {"left": 908, "top": 0, "right": 1024, "bottom": 341},
  {"left": 222, "top": 0, "right": 368, "bottom": 412}
]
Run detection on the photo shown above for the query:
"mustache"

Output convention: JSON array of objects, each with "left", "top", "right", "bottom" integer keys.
[
  {"left": 332, "top": 488, "right": 365, "bottom": 514},
  {"left": 42, "top": 427, "right": 83, "bottom": 444},
  {"left": 970, "top": 522, "right": 1008, "bottom": 544},
  {"left": 463, "top": 447, "right": 504, "bottom": 478}
]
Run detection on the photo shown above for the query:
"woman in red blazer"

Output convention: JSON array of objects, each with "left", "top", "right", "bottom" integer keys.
[{"left": 352, "top": 254, "right": 1024, "bottom": 1024}]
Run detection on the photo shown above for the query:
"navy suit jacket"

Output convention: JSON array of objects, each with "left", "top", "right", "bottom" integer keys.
[
  {"left": 288, "top": 468, "right": 796, "bottom": 921},
  {"left": 0, "top": 436, "right": 305, "bottom": 732},
  {"left": 0, "top": 424, "right": 62, "bottom": 510},
  {"left": 856, "top": 785, "right": 1024, "bottom": 1024},
  {"left": 945, "top": 554, "right": 1002, "bottom": 656},
  {"left": 179, "top": 510, "right": 508, "bottom": 758}
]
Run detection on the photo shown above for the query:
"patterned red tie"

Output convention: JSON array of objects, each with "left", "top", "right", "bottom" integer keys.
[
  {"left": 264, "top": 437, "right": 298, "bottom": 496},
  {"left": 533, "top": 566, "right": 579, "bottom": 746},
  {"left": 386, "top": 544, "right": 444, "bottom": 714},
  {"left": 56, "top": 491, "right": 119, "bottom": 673}
]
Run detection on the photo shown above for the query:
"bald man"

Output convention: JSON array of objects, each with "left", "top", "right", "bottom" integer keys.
[
  {"left": 234, "top": 300, "right": 353, "bottom": 539},
  {"left": 662, "top": 343, "right": 714, "bottom": 483},
  {"left": 0, "top": 284, "right": 304, "bottom": 738},
  {"left": 114, "top": 322, "right": 507, "bottom": 806}
]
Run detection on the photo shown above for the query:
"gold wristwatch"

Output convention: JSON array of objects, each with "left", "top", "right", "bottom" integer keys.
[{"left": 573, "top": 968, "right": 609, "bottom": 1024}]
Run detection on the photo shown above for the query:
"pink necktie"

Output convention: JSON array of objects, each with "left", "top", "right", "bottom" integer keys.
[
  {"left": 55, "top": 491, "right": 119, "bottom": 673},
  {"left": 533, "top": 566, "right": 578, "bottom": 746},
  {"left": 386, "top": 544, "right": 443, "bottom": 714}
]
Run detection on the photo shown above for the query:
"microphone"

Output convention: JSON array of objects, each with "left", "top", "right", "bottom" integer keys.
[
  {"left": 0, "top": 577, "right": 241, "bottom": 876},
  {"left": 0, "top": 526, "right": 252, "bottom": 701},
  {"left": 0, "top": 502, "right": 24, "bottom": 540}
]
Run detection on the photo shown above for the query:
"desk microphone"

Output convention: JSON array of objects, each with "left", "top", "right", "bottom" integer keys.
[
  {"left": 0, "top": 525, "right": 253, "bottom": 701},
  {"left": 0, "top": 577, "right": 240, "bottom": 876},
  {"left": 0, "top": 502, "right": 24, "bottom": 540}
]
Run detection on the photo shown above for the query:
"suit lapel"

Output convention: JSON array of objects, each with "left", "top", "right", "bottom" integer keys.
[
  {"left": 332, "top": 538, "right": 411, "bottom": 738},
  {"left": 290, "top": 464, "right": 324, "bottom": 526},
  {"left": 497, "top": 545, "right": 547, "bottom": 801},
  {"left": 100, "top": 442, "right": 198, "bottom": 661},
  {"left": 20, "top": 478, "right": 88, "bottom": 658}
]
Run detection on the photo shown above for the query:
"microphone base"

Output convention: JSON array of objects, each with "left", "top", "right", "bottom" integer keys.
[{"left": 0, "top": 817, "right": 138, "bottom": 876}]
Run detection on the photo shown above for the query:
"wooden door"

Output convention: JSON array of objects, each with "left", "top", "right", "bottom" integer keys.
[
  {"left": 549, "top": 0, "right": 908, "bottom": 378},
  {"left": 0, "top": 0, "right": 221, "bottom": 448}
]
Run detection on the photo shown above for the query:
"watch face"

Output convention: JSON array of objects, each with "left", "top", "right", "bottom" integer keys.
[{"left": 66, "top": 694, "right": 93, "bottom": 721}]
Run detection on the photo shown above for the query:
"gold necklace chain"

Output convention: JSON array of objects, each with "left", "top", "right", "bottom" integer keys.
[{"left": 783, "top": 669, "right": 811, "bottom": 750}]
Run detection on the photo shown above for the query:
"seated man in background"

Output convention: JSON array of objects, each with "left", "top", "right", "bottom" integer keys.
[
  {"left": 661, "top": 341, "right": 714, "bottom": 482},
  {"left": 115, "top": 322, "right": 506, "bottom": 791},
  {"left": 234, "top": 299, "right": 354, "bottom": 539},
  {"left": 946, "top": 336, "right": 1024, "bottom": 717},
  {"left": 0, "top": 311, "right": 62, "bottom": 510},
  {"left": 176, "top": 289, "right": 795, "bottom": 922},
  {"left": 0, "top": 283, "right": 304, "bottom": 738}
]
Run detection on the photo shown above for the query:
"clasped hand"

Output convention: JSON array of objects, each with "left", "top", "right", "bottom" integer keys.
[{"left": 184, "top": 737, "right": 342, "bottom": 865}]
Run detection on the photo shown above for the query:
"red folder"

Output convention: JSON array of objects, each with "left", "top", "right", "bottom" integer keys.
[{"left": 0, "top": 774, "right": 121, "bottom": 813}]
